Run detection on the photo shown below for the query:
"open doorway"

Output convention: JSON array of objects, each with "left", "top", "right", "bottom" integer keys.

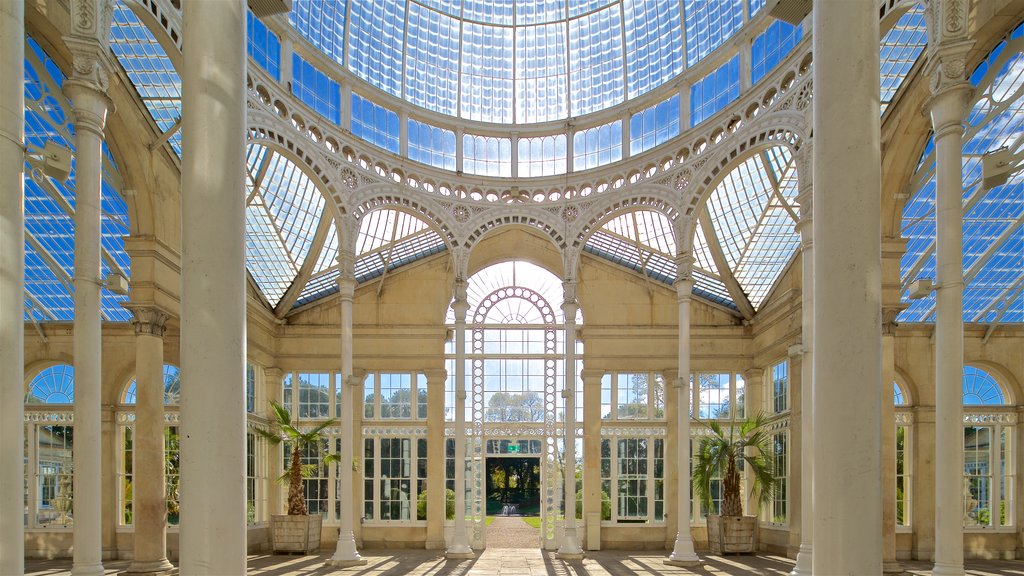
[{"left": 485, "top": 456, "right": 542, "bottom": 548}]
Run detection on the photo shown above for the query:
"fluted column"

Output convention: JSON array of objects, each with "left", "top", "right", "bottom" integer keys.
[
  {"left": 178, "top": 0, "right": 247, "bottom": 572},
  {"left": 328, "top": 254, "right": 366, "bottom": 566},
  {"left": 924, "top": 2, "right": 973, "bottom": 572},
  {"left": 447, "top": 278, "right": 474, "bottom": 558},
  {"left": 125, "top": 306, "right": 173, "bottom": 575},
  {"left": 667, "top": 269, "right": 700, "bottom": 567},
  {"left": 558, "top": 281, "right": 584, "bottom": 558},
  {"left": 63, "top": 3, "right": 115, "bottom": 572},
  {"left": 0, "top": 2, "right": 25, "bottom": 573},
  {"left": 424, "top": 368, "right": 448, "bottom": 549},
  {"left": 812, "top": 0, "right": 882, "bottom": 570},
  {"left": 791, "top": 158, "right": 813, "bottom": 576}
]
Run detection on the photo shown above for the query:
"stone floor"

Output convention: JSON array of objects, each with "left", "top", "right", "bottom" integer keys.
[{"left": 24, "top": 551, "right": 1024, "bottom": 576}]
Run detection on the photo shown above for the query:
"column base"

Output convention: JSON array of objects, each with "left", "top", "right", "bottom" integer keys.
[
  {"left": 326, "top": 531, "right": 366, "bottom": 567},
  {"left": 556, "top": 551, "right": 584, "bottom": 560},
  {"left": 883, "top": 560, "right": 905, "bottom": 575},
  {"left": 557, "top": 527, "right": 584, "bottom": 560},
  {"left": 446, "top": 543, "right": 475, "bottom": 560},
  {"left": 124, "top": 558, "right": 174, "bottom": 575},
  {"left": 667, "top": 535, "right": 701, "bottom": 567},
  {"left": 790, "top": 544, "right": 812, "bottom": 576},
  {"left": 930, "top": 562, "right": 964, "bottom": 576},
  {"left": 71, "top": 562, "right": 105, "bottom": 576},
  {"left": 665, "top": 559, "right": 703, "bottom": 568}
]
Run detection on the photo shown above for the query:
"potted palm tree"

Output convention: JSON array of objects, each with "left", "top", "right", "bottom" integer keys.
[
  {"left": 692, "top": 412, "right": 779, "bottom": 555},
  {"left": 257, "top": 400, "right": 338, "bottom": 554}
]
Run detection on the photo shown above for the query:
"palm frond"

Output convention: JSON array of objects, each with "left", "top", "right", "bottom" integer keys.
[
  {"left": 253, "top": 427, "right": 282, "bottom": 445},
  {"left": 269, "top": 400, "right": 292, "bottom": 427}
]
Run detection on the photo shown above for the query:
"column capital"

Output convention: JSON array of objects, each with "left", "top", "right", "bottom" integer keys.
[
  {"left": 265, "top": 367, "right": 285, "bottom": 381},
  {"left": 923, "top": 41, "right": 975, "bottom": 130},
  {"left": 579, "top": 368, "right": 605, "bottom": 382},
  {"left": 64, "top": 0, "right": 116, "bottom": 94},
  {"left": 674, "top": 277, "right": 695, "bottom": 301},
  {"left": 671, "top": 376, "right": 689, "bottom": 390},
  {"left": 743, "top": 366, "right": 764, "bottom": 383},
  {"left": 882, "top": 307, "right": 905, "bottom": 335},
  {"left": 423, "top": 368, "right": 448, "bottom": 383},
  {"left": 452, "top": 278, "right": 470, "bottom": 322},
  {"left": 63, "top": 79, "right": 113, "bottom": 138},
  {"left": 125, "top": 304, "right": 171, "bottom": 338}
]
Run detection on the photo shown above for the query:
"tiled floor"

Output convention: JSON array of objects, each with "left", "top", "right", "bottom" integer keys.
[{"left": 23, "top": 550, "right": 1024, "bottom": 576}]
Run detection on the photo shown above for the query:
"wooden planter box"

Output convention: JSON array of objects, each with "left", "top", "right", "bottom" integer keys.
[
  {"left": 271, "top": 514, "right": 322, "bottom": 554},
  {"left": 706, "top": 515, "right": 757, "bottom": 554}
]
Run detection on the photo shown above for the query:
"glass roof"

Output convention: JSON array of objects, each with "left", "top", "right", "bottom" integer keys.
[
  {"left": 290, "top": 0, "right": 749, "bottom": 124},
  {"left": 23, "top": 38, "right": 131, "bottom": 323},
  {"left": 900, "top": 23, "right": 1024, "bottom": 325}
]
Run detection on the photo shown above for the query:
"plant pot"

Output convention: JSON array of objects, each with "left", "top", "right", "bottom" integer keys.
[
  {"left": 271, "top": 514, "right": 322, "bottom": 554},
  {"left": 706, "top": 514, "right": 756, "bottom": 554}
]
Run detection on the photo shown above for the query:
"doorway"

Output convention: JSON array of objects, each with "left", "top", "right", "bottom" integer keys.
[{"left": 485, "top": 455, "right": 542, "bottom": 549}]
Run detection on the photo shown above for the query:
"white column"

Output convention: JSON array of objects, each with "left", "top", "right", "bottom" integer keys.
[
  {"left": 791, "top": 156, "right": 813, "bottom": 576},
  {"left": 63, "top": 26, "right": 113, "bottom": 573},
  {"left": 926, "top": 35, "right": 973, "bottom": 576},
  {"left": 812, "top": 0, "right": 882, "bottom": 571},
  {"left": 178, "top": 0, "right": 247, "bottom": 572},
  {"left": 667, "top": 274, "right": 700, "bottom": 567},
  {"left": 125, "top": 307, "right": 173, "bottom": 575},
  {"left": 447, "top": 279, "right": 474, "bottom": 558},
  {"left": 424, "top": 368, "right": 448, "bottom": 549},
  {"left": 558, "top": 282, "right": 583, "bottom": 559},
  {"left": 0, "top": 2, "right": 24, "bottom": 574},
  {"left": 328, "top": 255, "right": 367, "bottom": 567}
]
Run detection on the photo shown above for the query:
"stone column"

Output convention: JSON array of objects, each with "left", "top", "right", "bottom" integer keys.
[
  {"left": 125, "top": 306, "right": 173, "bottom": 575},
  {"left": 924, "top": 2, "right": 973, "bottom": 571},
  {"left": 447, "top": 279, "right": 474, "bottom": 558},
  {"left": 0, "top": 2, "right": 24, "bottom": 573},
  {"left": 178, "top": 0, "right": 247, "bottom": 572},
  {"left": 581, "top": 368, "right": 603, "bottom": 550},
  {"left": 667, "top": 267, "right": 700, "bottom": 567},
  {"left": 327, "top": 254, "right": 366, "bottom": 567},
  {"left": 882, "top": 309, "right": 902, "bottom": 573},
  {"left": 743, "top": 367, "right": 764, "bottom": 516},
  {"left": 424, "top": 368, "right": 448, "bottom": 549},
  {"left": 63, "top": 2, "right": 115, "bottom": 571},
  {"left": 557, "top": 281, "right": 583, "bottom": 559},
  {"left": 791, "top": 159, "right": 813, "bottom": 576},
  {"left": 265, "top": 368, "right": 285, "bottom": 515},
  {"left": 812, "top": 0, "right": 882, "bottom": 571}
]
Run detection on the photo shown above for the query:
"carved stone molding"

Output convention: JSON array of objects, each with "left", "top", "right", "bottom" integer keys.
[
  {"left": 882, "top": 307, "right": 903, "bottom": 336},
  {"left": 65, "top": 0, "right": 116, "bottom": 94},
  {"left": 126, "top": 305, "right": 171, "bottom": 338}
]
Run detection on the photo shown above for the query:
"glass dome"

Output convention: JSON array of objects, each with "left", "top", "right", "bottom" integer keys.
[{"left": 289, "top": 0, "right": 758, "bottom": 124}]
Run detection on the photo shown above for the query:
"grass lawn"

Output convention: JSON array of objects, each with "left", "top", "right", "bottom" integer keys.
[{"left": 520, "top": 516, "right": 542, "bottom": 529}]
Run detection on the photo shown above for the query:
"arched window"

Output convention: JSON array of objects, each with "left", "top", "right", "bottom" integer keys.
[
  {"left": 26, "top": 364, "right": 75, "bottom": 404},
  {"left": 894, "top": 381, "right": 907, "bottom": 406},
  {"left": 123, "top": 364, "right": 181, "bottom": 405},
  {"left": 893, "top": 380, "right": 912, "bottom": 528},
  {"left": 962, "top": 365, "right": 1014, "bottom": 529}
]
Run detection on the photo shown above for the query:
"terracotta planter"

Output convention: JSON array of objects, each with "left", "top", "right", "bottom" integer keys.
[
  {"left": 706, "top": 515, "right": 757, "bottom": 554},
  {"left": 271, "top": 514, "right": 322, "bottom": 554}
]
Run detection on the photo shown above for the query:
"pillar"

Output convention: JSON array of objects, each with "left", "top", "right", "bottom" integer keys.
[
  {"left": 265, "top": 368, "right": 285, "bottom": 515},
  {"left": 742, "top": 367, "right": 764, "bottom": 516},
  {"left": 0, "top": 1, "right": 24, "bottom": 573},
  {"left": 812, "top": 0, "right": 882, "bottom": 571},
  {"left": 558, "top": 281, "right": 584, "bottom": 559},
  {"left": 882, "top": 309, "right": 902, "bottom": 573},
  {"left": 424, "top": 368, "right": 448, "bottom": 549},
  {"left": 924, "top": 1, "right": 973, "bottom": 570},
  {"left": 178, "top": 0, "right": 247, "bottom": 572},
  {"left": 447, "top": 278, "right": 474, "bottom": 558},
  {"left": 581, "top": 369, "right": 603, "bottom": 550},
  {"left": 126, "top": 306, "right": 173, "bottom": 575},
  {"left": 791, "top": 155, "right": 813, "bottom": 576},
  {"left": 667, "top": 268, "right": 700, "bottom": 567},
  {"left": 63, "top": 2, "right": 115, "bottom": 571},
  {"left": 327, "top": 254, "right": 366, "bottom": 567}
]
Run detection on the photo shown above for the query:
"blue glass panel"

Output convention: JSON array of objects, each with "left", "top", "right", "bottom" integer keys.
[
  {"left": 352, "top": 93, "right": 400, "bottom": 153},
  {"left": 296, "top": 269, "right": 340, "bottom": 308},
  {"left": 683, "top": 0, "right": 743, "bottom": 67},
  {"left": 690, "top": 55, "right": 740, "bottom": 126},
  {"left": 573, "top": 121, "right": 623, "bottom": 170},
  {"left": 110, "top": 3, "right": 182, "bottom": 156},
  {"left": 518, "top": 135, "right": 567, "bottom": 177},
  {"left": 624, "top": 0, "right": 683, "bottom": 99},
  {"left": 291, "top": 53, "right": 340, "bottom": 124},
  {"left": 517, "top": 0, "right": 567, "bottom": 25},
  {"left": 248, "top": 10, "right": 281, "bottom": 80},
  {"left": 464, "top": 134, "right": 512, "bottom": 177},
  {"left": 27, "top": 365, "right": 75, "bottom": 404},
  {"left": 463, "top": 0, "right": 515, "bottom": 25},
  {"left": 405, "top": 4, "right": 460, "bottom": 115},
  {"left": 25, "top": 37, "right": 130, "bottom": 322},
  {"left": 751, "top": 20, "right": 802, "bottom": 85},
  {"left": 963, "top": 366, "right": 1006, "bottom": 406},
  {"left": 748, "top": 0, "right": 765, "bottom": 17},
  {"left": 349, "top": 0, "right": 406, "bottom": 97},
  {"left": 289, "top": 0, "right": 346, "bottom": 66},
  {"left": 569, "top": 6, "right": 625, "bottom": 116},
  {"left": 461, "top": 22, "right": 514, "bottom": 123},
  {"left": 880, "top": 6, "right": 926, "bottom": 110},
  {"left": 629, "top": 95, "right": 680, "bottom": 155},
  {"left": 516, "top": 23, "right": 568, "bottom": 123},
  {"left": 409, "top": 119, "right": 457, "bottom": 170}
]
